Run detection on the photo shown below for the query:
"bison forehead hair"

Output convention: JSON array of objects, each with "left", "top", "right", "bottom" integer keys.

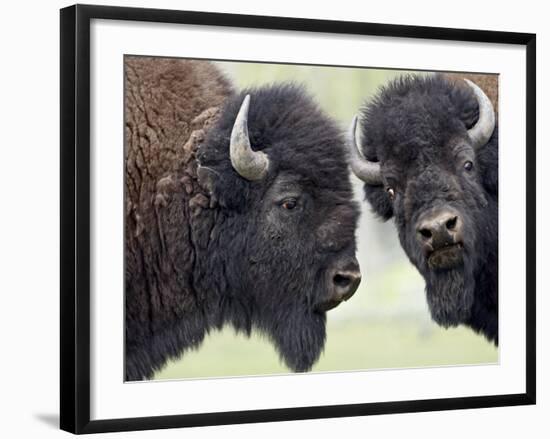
[
  {"left": 357, "top": 74, "right": 498, "bottom": 343},
  {"left": 199, "top": 83, "right": 354, "bottom": 208},
  {"left": 361, "top": 74, "right": 482, "bottom": 164}
]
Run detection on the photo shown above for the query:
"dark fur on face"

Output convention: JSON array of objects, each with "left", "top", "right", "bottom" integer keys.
[
  {"left": 359, "top": 74, "right": 498, "bottom": 342},
  {"left": 197, "top": 84, "right": 360, "bottom": 371},
  {"left": 125, "top": 56, "right": 359, "bottom": 381}
]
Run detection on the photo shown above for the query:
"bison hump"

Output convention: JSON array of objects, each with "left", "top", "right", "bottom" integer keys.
[{"left": 125, "top": 57, "right": 232, "bottom": 186}]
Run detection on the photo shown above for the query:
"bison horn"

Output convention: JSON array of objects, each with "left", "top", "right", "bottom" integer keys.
[
  {"left": 464, "top": 79, "right": 496, "bottom": 150},
  {"left": 229, "top": 94, "right": 270, "bottom": 181},
  {"left": 346, "top": 115, "right": 383, "bottom": 185}
]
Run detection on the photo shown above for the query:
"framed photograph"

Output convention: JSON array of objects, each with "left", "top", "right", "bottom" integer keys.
[{"left": 60, "top": 4, "right": 536, "bottom": 434}]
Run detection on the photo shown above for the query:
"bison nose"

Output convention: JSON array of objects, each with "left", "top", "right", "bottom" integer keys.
[
  {"left": 316, "top": 260, "right": 361, "bottom": 312},
  {"left": 331, "top": 261, "right": 362, "bottom": 302},
  {"left": 416, "top": 208, "right": 463, "bottom": 253}
]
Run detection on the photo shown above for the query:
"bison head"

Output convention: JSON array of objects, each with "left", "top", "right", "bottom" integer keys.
[
  {"left": 197, "top": 84, "right": 361, "bottom": 371},
  {"left": 347, "top": 74, "right": 497, "bottom": 328}
]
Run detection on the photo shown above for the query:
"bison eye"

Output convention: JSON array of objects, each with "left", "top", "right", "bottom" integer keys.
[
  {"left": 386, "top": 187, "right": 395, "bottom": 200},
  {"left": 464, "top": 161, "right": 474, "bottom": 171},
  {"left": 281, "top": 198, "right": 297, "bottom": 210}
]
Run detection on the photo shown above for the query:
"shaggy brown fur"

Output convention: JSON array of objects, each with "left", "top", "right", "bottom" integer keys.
[{"left": 125, "top": 57, "right": 232, "bottom": 377}]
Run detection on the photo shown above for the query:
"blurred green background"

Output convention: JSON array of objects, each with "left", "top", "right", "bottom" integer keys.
[{"left": 154, "top": 60, "right": 498, "bottom": 380}]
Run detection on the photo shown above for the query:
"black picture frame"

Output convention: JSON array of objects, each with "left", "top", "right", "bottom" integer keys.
[{"left": 60, "top": 4, "right": 536, "bottom": 434}]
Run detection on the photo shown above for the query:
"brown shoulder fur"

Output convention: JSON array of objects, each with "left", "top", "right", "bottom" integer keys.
[{"left": 124, "top": 57, "right": 232, "bottom": 332}]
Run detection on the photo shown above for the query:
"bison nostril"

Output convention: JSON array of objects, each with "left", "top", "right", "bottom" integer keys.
[
  {"left": 333, "top": 274, "right": 351, "bottom": 288},
  {"left": 446, "top": 216, "right": 458, "bottom": 231},
  {"left": 332, "top": 269, "right": 361, "bottom": 303},
  {"left": 419, "top": 228, "right": 432, "bottom": 239}
]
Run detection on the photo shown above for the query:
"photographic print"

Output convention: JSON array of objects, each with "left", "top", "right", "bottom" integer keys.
[
  {"left": 124, "top": 56, "right": 499, "bottom": 382},
  {"left": 61, "top": 5, "right": 535, "bottom": 433}
]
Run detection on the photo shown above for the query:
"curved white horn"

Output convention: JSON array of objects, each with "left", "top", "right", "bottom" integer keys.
[
  {"left": 464, "top": 79, "right": 496, "bottom": 150},
  {"left": 346, "top": 115, "right": 382, "bottom": 185},
  {"left": 230, "top": 95, "right": 270, "bottom": 181}
]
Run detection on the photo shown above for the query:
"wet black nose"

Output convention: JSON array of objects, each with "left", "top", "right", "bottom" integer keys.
[
  {"left": 331, "top": 260, "right": 362, "bottom": 302},
  {"left": 416, "top": 208, "right": 463, "bottom": 253}
]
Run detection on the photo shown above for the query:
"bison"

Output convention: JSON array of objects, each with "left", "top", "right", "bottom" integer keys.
[
  {"left": 125, "top": 56, "right": 361, "bottom": 381},
  {"left": 347, "top": 74, "right": 498, "bottom": 343}
]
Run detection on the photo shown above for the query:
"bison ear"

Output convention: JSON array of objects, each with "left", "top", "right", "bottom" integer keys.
[{"left": 364, "top": 185, "right": 394, "bottom": 221}]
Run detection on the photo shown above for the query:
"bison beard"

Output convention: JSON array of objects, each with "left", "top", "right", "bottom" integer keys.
[
  {"left": 124, "top": 57, "right": 359, "bottom": 381},
  {"left": 261, "top": 306, "right": 326, "bottom": 372},
  {"left": 424, "top": 256, "right": 475, "bottom": 327}
]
